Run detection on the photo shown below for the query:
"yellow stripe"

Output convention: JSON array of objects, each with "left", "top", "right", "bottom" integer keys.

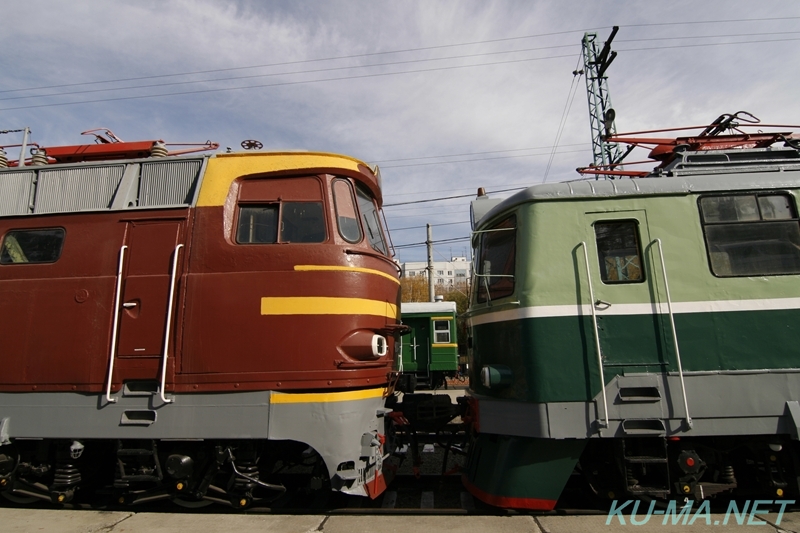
[
  {"left": 198, "top": 153, "right": 365, "bottom": 207},
  {"left": 271, "top": 388, "right": 386, "bottom": 404},
  {"left": 261, "top": 296, "right": 398, "bottom": 319},
  {"left": 294, "top": 265, "right": 399, "bottom": 285},
  {"left": 431, "top": 316, "right": 454, "bottom": 320},
  {"left": 432, "top": 343, "right": 459, "bottom": 348}
]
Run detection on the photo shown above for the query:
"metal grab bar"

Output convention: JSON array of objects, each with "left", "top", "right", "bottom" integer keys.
[
  {"left": 579, "top": 242, "right": 609, "bottom": 429},
  {"left": 159, "top": 244, "right": 184, "bottom": 404},
  {"left": 653, "top": 238, "right": 693, "bottom": 429},
  {"left": 105, "top": 245, "right": 128, "bottom": 403}
]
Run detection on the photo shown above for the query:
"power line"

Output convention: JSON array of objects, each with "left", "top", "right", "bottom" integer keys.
[
  {"left": 0, "top": 53, "right": 579, "bottom": 111},
  {"left": 5, "top": 34, "right": 800, "bottom": 111},
  {"left": 0, "top": 43, "right": 582, "bottom": 103},
  {"left": 374, "top": 142, "right": 587, "bottom": 164},
  {"left": 380, "top": 148, "right": 589, "bottom": 169},
  {"left": 389, "top": 221, "right": 470, "bottom": 231},
  {"left": 394, "top": 236, "right": 472, "bottom": 249},
  {"left": 383, "top": 186, "right": 526, "bottom": 207},
  {"left": 5, "top": 18, "right": 798, "bottom": 95}
]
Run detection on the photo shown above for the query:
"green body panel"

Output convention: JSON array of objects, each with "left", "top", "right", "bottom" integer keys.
[
  {"left": 469, "top": 191, "right": 800, "bottom": 403},
  {"left": 473, "top": 308, "right": 800, "bottom": 403},
  {"left": 464, "top": 434, "right": 585, "bottom": 506}
]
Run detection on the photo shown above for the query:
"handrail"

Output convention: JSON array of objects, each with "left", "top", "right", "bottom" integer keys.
[
  {"left": 579, "top": 242, "right": 609, "bottom": 429},
  {"left": 653, "top": 239, "right": 693, "bottom": 429},
  {"left": 105, "top": 245, "right": 127, "bottom": 403},
  {"left": 159, "top": 243, "right": 183, "bottom": 404}
]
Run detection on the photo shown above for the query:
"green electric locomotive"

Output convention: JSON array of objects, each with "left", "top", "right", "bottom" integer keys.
[{"left": 463, "top": 121, "right": 800, "bottom": 509}]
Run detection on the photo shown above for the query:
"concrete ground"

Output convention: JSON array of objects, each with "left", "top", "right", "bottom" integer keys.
[{"left": 0, "top": 508, "right": 798, "bottom": 533}]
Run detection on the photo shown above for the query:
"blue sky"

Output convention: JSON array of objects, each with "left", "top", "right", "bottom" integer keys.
[{"left": 2, "top": 1, "right": 799, "bottom": 262}]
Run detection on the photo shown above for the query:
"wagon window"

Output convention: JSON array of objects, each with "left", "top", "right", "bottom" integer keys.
[
  {"left": 333, "top": 179, "right": 362, "bottom": 243},
  {"left": 0, "top": 228, "right": 65, "bottom": 264},
  {"left": 594, "top": 220, "right": 644, "bottom": 283},
  {"left": 433, "top": 320, "right": 451, "bottom": 344},
  {"left": 476, "top": 215, "right": 516, "bottom": 302},
  {"left": 700, "top": 193, "right": 800, "bottom": 277}
]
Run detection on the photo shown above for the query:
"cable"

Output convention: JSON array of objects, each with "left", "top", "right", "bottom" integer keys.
[
  {"left": 389, "top": 221, "right": 470, "bottom": 231},
  {"left": 380, "top": 148, "right": 589, "bottom": 169},
  {"left": 7, "top": 34, "right": 800, "bottom": 111},
  {"left": 5, "top": 17, "right": 799, "bottom": 95},
  {"left": 384, "top": 186, "right": 526, "bottom": 207},
  {"left": 0, "top": 43, "right": 581, "bottom": 103},
  {"left": 0, "top": 53, "right": 578, "bottom": 111},
  {"left": 543, "top": 53, "right": 584, "bottom": 183}
]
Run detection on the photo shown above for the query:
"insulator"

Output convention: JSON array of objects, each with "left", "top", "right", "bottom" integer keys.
[
  {"left": 0, "top": 148, "right": 7, "bottom": 168},
  {"left": 150, "top": 142, "right": 168, "bottom": 158},
  {"left": 30, "top": 149, "right": 48, "bottom": 166}
]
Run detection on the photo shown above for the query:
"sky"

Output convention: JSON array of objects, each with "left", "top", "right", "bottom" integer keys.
[{"left": 2, "top": 1, "right": 799, "bottom": 263}]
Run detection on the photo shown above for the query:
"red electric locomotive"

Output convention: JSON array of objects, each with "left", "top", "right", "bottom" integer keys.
[{"left": 0, "top": 130, "right": 402, "bottom": 507}]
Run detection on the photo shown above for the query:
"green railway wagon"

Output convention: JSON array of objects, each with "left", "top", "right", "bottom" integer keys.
[
  {"left": 398, "top": 301, "right": 459, "bottom": 390},
  {"left": 463, "top": 127, "right": 800, "bottom": 510}
]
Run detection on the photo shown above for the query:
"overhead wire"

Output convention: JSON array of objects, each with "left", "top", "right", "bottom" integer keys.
[
  {"left": 542, "top": 52, "right": 584, "bottom": 183},
  {"left": 4, "top": 27, "right": 800, "bottom": 110}
]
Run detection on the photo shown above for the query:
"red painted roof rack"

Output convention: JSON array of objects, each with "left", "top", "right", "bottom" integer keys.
[{"left": 577, "top": 111, "right": 800, "bottom": 178}]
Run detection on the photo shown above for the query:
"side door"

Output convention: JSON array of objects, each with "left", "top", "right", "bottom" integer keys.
[
  {"left": 115, "top": 219, "right": 185, "bottom": 372},
  {"left": 582, "top": 210, "right": 669, "bottom": 369}
]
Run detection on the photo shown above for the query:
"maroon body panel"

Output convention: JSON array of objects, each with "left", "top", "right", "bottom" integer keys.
[{"left": 0, "top": 167, "right": 401, "bottom": 394}]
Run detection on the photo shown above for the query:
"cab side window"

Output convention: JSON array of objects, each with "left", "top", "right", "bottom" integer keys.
[
  {"left": 235, "top": 176, "right": 327, "bottom": 244},
  {"left": 1, "top": 228, "right": 65, "bottom": 264},
  {"left": 699, "top": 193, "right": 800, "bottom": 276},
  {"left": 333, "top": 179, "right": 362, "bottom": 243},
  {"left": 594, "top": 220, "right": 644, "bottom": 283},
  {"left": 476, "top": 215, "right": 516, "bottom": 302}
]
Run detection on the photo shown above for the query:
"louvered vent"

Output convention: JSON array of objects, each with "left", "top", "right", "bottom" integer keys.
[
  {"left": 0, "top": 171, "right": 35, "bottom": 216},
  {"left": 34, "top": 166, "right": 124, "bottom": 214},
  {"left": 139, "top": 160, "right": 202, "bottom": 207}
]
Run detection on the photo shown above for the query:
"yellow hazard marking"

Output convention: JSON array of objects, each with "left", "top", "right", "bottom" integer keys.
[
  {"left": 271, "top": 387, "right": 386, "bottom": 404},
  {"left": 260, "top": 296, "right": 398, "bottom": 319},
  {"left": 294, "top": 265, "right": 399, "bottom": 285}
]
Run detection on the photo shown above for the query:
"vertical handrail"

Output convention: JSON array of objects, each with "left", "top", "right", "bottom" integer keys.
[
  {"left": 654, "top": 238, "right": 693, "bottom": 429},
  {"left": 105, "top": 245, "right": 127, "bottom": 403},
  {"left": 579, "top": 242, "right": 609, "bottom": 429},
  {"left": 159, "top": 244, "right": 184, "bottom": 404}
]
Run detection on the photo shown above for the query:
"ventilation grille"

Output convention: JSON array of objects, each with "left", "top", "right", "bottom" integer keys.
[
  {"left": 35, "top": 166, "right": 124, "bottom": 214},
  {"left": 139, "top": 160, "right": 202, "bottom": 207},
  {"left": 0, "top": 171, "right": 35, "bottom": 216},
  {"left": 0, "top": 157, "right": 205, "bottom": 217}
]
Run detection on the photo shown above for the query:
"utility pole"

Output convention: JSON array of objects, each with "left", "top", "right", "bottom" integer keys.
[
  {"left": 581, "top": 26, "right": 622, "bottom": 170},
  {"left": 426, "top": 224, "right": 435, "bottom": 302}
]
